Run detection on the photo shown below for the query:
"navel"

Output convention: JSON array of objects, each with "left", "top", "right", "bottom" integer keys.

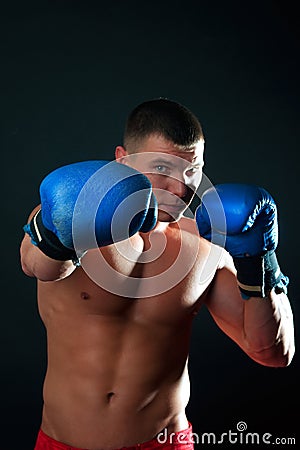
[
  {"left": 107, "top": 392, "right": 115, "bottom": 403},
  {"left": 80, "top": 291, "right": 90, "bottom": 300}
]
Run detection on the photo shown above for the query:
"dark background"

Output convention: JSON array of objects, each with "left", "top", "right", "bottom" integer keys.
[{"left": 1, "top": 0, "right": 299, "bottom": 448}]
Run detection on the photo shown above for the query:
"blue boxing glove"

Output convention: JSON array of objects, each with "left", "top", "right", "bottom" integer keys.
[
  {"left": 196, "top": 183, "right": 289, "bottom": 299},
  {"left": 24, "top": 160, "right": 157, "bottom": 262}
]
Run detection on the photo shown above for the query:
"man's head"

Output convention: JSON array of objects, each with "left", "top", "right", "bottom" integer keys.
[
  {"left": 122, "top": 98, "right": 204, "bottom": 153},
  {"left": 116, "top": 98, "right": 205, "bottom": 223}
]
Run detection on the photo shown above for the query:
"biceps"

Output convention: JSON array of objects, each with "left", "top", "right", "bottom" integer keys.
[{"left": 205, "top": 267, "right": 245, "bottom": 341}]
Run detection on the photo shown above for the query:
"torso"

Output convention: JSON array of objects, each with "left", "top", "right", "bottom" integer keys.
[{"left": 37, "top": 218, "right": 224, "bottom": 449}]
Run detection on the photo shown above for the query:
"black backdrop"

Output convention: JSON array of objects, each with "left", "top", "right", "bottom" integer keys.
[{"left": 1, "top": 1, "right": 299, "bottom": 449}]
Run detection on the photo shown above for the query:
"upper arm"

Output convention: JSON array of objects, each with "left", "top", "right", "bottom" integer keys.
[{"left": 204, "top": 250, "right": 247, "bottom": 348}]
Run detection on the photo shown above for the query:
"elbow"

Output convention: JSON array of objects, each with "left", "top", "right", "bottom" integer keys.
[
  {"left": 20, "top": 237, "right": 35, "bottom": 278},
  {"left": 264, "top": 352, "right": 294, "bottom": 368},
  {"left": 247, "top": 342, "right": 295, "bottom": 368},
  {"left": 20, "top": 258, "right": 46, "bottom": 280},
  {"left": 20, "top": 257, "right": 35, "bottom": 278},
  {"left": 21, "top": 261, "right": 74, "bottom": 282},
  {"left": 20, "top": 241, "right": 75, "bottom": 281}
]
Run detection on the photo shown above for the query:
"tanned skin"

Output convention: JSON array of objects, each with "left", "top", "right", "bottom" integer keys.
[{"left": 20, "top": 135, "right": 295, "bottom": 450}]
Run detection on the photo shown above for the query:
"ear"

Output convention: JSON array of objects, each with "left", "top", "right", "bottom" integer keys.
[{"left": 115, "top": 146, "right": 128, "bottom": 164}]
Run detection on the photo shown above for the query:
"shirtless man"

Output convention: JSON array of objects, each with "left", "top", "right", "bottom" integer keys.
[{"left": 20, "top": 99, "right": 295, "bottom": 450}]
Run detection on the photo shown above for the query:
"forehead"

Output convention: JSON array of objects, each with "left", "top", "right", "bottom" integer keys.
[{"left": 135, "top": 134, "right": 204, "bottom": 163}]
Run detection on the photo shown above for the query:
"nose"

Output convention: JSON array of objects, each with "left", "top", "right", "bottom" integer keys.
[{"left": 167, "top": 176, "right": 187, "bottom": 198}]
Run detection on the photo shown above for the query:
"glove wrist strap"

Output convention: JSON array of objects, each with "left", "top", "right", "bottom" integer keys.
[
  {"left": 23, "top": 209, "right": 77, "bottom": 262},
  {"left": 233, "top": 251, "right": 289, "bottom": 299}
]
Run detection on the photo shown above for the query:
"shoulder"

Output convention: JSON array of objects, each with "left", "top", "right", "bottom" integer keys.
[
  {"left": 177, "top": 215, "right": 198, "bottom": 233},
  {"left": 176, "top": 216, "right": 231, "bottom": 271},
  {"left": 178, "top": 217, "right": 229, "bottom": 262}
]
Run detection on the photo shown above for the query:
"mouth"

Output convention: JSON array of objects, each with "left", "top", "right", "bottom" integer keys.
[{"left": 159, "top": 204, "right": 185, "bottom": 214}]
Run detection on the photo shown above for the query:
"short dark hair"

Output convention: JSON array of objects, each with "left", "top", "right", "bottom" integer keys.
[{"left": 123, "top": 98, "right": 204, "bottom": 152}]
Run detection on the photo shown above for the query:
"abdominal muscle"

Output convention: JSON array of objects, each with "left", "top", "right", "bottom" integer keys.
[
  {"left": 38, "top": 274, "right": 194, "bottom": 450},
  {"left": 37, "top": 222, "right": 214, "bottom": 449}
]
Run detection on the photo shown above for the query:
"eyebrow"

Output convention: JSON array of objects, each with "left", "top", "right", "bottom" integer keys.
[
  {"left": 150, "top": 158, "right": 178, "bottom": 168},
  {"left": 149, "top": 157, "right": 204, "bottom": 168}
]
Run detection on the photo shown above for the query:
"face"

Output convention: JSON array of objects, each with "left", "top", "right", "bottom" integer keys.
[{"left": 116, "top": 135, "right": 205, "bottom": 222}]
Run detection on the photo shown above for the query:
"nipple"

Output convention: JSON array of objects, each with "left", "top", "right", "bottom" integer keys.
[{"left": 80, "top": 291, "right": 90, "bottom": 300}]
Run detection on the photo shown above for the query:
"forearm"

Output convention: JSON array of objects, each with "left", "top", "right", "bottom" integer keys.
[
  {"left": 20, "top": 204, "right": 77, "bottom": 281},
  {"left": 198, "top": 183, "right": 295, "bottom": 368},
  {"left": 20, "top": 231, "right": 76, "bottom": 281},
  {"left": 243, "top": 290, "right": 295, "bottom": 367}
]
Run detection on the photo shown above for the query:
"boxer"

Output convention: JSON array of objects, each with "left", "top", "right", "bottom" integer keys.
[{"left": 20, "top": 98, "right": 295, "bottom": 450}]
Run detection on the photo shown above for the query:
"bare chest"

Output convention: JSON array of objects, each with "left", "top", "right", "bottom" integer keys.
[{"left": 38, "top": 228, "right": 216, "bottom": 325}]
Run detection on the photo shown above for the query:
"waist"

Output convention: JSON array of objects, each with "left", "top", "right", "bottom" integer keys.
[
  {"left": 42, "top": 374, "right": 190, "bottom": 448},
  {"left": 36, "top": 422, "right": 194, "bottom": 450}
]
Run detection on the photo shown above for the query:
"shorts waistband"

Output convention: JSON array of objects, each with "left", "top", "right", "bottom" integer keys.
[{"left": 35, "top": 423, "right": 194, "bottom": 450}]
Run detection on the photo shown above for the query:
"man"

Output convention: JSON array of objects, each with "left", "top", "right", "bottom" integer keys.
[{"left": 20, "top": 98, "right": 295, "bottom": 450}]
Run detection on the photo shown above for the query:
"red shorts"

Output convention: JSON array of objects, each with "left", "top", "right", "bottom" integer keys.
[{"left": 34, "top": 423, "right": 195, "bottom": 450}]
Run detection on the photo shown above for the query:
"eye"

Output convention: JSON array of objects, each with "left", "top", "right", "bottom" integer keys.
[
  {"left": 185, "top": 166, "right": 200, "bottom": 176},
  {"left": 155, "top": 165, "right": 168, "bottom": 174}
]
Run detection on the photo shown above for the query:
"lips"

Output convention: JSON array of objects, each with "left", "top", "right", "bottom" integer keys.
[{"left": 159, "top": 204, "right": 184, "bottom": 213}]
